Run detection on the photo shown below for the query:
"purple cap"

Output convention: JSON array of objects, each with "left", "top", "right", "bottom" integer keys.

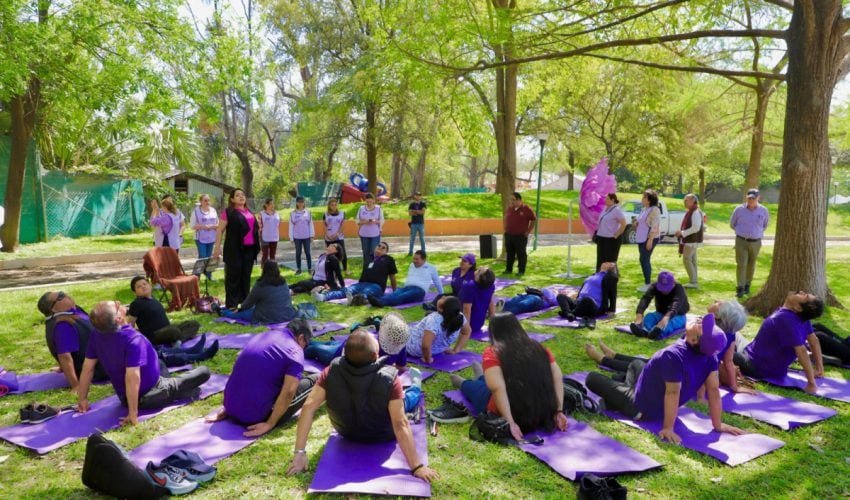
[
  {"left": 656, "top": 271, "right": 675, "bottom": 293},
  {"left": 699, "top": 313, "right": 725, "bottom": 356},
  {"left": 461, "top": 253, "right": 476, "bottom": 265}
]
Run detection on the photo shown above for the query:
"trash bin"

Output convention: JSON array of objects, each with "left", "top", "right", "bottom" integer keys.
[{"left": 479, "top": 234, "right": 498, "bottom": 259}]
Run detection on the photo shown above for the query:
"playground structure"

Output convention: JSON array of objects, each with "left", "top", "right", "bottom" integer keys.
[{"left": 340, "top": 172, "right": 390, "bottom": 204}]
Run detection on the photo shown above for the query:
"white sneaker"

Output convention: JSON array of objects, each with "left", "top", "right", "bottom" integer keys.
[
  {"left": 637, "top": 284, "right": 650, "bottom": 292},
  {"left": 311, "top": 288, "right": 326, "bottom": 302}
]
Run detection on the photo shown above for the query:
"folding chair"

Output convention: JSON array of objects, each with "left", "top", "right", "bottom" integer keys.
[{"left": 142, "top": 247, "right": 200, "bottom": 312}]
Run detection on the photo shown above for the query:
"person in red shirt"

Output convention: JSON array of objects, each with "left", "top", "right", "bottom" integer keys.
[
  {"left": 450, "top": 312, "right": 567, "bottom": 440},
  {"left": 503, "top": 192, "right": 537, "bottom": 277}
]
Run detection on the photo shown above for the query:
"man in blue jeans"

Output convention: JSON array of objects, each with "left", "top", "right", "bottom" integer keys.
[
  {"left": 408, "top": 192, "right": 426, "bottom": 256},
  {"left": 313, "top": 242, "right": 398, "bottom": 304},
  {"left": 368, "top": 250, "right": 442, "bottom": 307},
  {"left": 630, "top": 271, "right": 690, "bottom": 340}
]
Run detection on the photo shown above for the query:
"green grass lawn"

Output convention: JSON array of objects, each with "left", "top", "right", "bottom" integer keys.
[
  {"left": 5, "top": 189, "right": 850, "bottom": 262},
  {"left": 2, "top": 244, "right": 850, "bottom": 497}
]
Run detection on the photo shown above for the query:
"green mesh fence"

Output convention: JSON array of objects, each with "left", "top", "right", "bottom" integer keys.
[{"left": 0, "top": 136, "right": 47, "bottom": 244}]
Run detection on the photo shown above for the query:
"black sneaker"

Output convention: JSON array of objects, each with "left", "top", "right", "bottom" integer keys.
[
  {"left": 647, "top": 326, "right": 662, "bottom": 340},
  {"left": 19, "top": 403, "right": 35, "bottom": 423},
  {"left": 629, "top": 323, "right": 649, "bottom": 338},
  {"left": 27, "top": 403, "right": 60, "bottom": 424},
  {"left": 427, "top": 398, "right": 471, "bottom": 424},
  {"left": 585, "top": 318, "right": 596, "bottom": 330},
  {"left": 362, "top": 316, "right": 382, "bottom": 329}
]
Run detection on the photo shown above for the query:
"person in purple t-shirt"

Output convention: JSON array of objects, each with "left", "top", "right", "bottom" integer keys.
[
  {"left": 208, "top": 319, "right": 317, "bottom": 437},
  {"left": 556, "top": 262, "right": 619, "bottom": 329},
  {"left": 734, "top": 290, "right": 824, "bottom": 393},
  {"left": 586, "top": 314, "right": 745, "bottom": 444},
  {"left": 75, "top": 301, "right": 210, "bottom": 426},
  {"left": 459, "top": 266, "right": 496, "bottom": 333}
]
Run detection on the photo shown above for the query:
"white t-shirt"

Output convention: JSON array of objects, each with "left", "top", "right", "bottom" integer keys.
[{"left": 405, "top": 311, "right": 468, "bottom": 358}]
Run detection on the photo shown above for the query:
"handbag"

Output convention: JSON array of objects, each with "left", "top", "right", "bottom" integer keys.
[
  {"left": 193, "top": 294, "right": 221, "bottom": 314},
  {"left": 468, "top": 412, "right": 516, "bottom": 446}
]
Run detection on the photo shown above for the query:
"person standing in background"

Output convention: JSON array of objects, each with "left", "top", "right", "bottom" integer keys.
[
  {"left": 594, "top": 193, "right": 627, "bottom": 271},
  {"left": 289, "top": 196, "right": 315, "bottom": 275},
  {"left": 258, "top": 198, "right": 281, "bottom": 266},
  {"left": 675, "top": 194, "right": 704, "bottom": 289},
  {"left": 190, "top": 194, "right": 218, "bottom": 279},
  {"left": 408, "top": 191, "right": 426, "bottom": 256},
  {"left": 503, "top": 192, "right": 536, "bottom": 277},
  {"left": 323, "top": 198, "right": 348, "bottom": 273},
  {"left": 357, "top": 193, "right": 384, "bottom": 265},
  {"left": 730, "top": 188, "right": 769, "bottom": 298},
  {"left": 150, "top": 194, "right": 185, "bottom": 253}
]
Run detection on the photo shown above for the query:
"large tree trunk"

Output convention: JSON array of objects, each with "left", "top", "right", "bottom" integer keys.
[
  {"left": 412, "top": 142, "right": 429, "bottom": 194},
  {"left": 365, "top": 101, "right": 378, "bottom": 196},
  {"left": 743, "top": 86, "right": 772, "bottom": 193},
  {"left": 235, "top": 150, "right": 254, "bottom": 203},
  {"left": 492, "top": 0, "right": 518, "bottom": 214},
  {"left": 468, "top": 156, "right": 480, "bottom": 188},
  {"left": 746, "top": 0, "right": 846, "bottom": 315},
  {"left": 323, "top": 144, "right": 337, "bottom": 182},
  {"left": 391, "top": 151, "right": 403, "bottom": 198},
  {"left": 2, "top": 90, "right": 39, "bottom": 252}
]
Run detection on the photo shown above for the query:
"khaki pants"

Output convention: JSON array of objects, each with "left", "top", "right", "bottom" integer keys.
[
  {"left": 734, "top": 237, "right": 762, "bottom": 287},
  {"left": 682, "top": 245, "right": 698, "bottom": 284}
]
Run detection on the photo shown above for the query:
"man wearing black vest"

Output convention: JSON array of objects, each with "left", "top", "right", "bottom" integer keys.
[
  {"left": 674, "top": 194, "right": 704, "bottom": 289},
  {"left": 286, "top": 330, "right": 437, "bottom": 482},
  {"left": 38, "top": 291, "right": 106, "bottom": 390}
]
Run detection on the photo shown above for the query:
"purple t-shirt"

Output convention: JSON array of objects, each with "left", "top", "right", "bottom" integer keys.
[
  {"left": 85, "top": 325, "right": 160, "bottom": 400},
  {"left": 633, "top": 339, "right": 719, "bottom": 421},
  {"left": 460, "top": 281, "right": 495, "bottom": 332},
  {"left": 53, "top": 307, "right": 90, "bottom": 355},
  {"left": 744, "top": 307, "right": 811, "bottom": 379},
  {"left": 578, "top": 272, "right": 605, "bottom": 309},
  {"left": 223, "top": 329, "right": 304, "bottom": 425},
  {"left": 450, "top": 267, "right": 475, "bottom": 296}
]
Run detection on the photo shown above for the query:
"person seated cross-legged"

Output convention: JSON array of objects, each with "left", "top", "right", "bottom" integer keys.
[
  {"left": 286, "top": 330, "right": 437, "bottom": 482},
  {"left": 585, "top": 314, "right": 744, "bottom": 444},
  {"left": 76, "top": 301, "right": 210, "bottom": 426},
  {"left": 312, "top": 241, "right": 398, "bottom": 305},
  {"left": 629, "top": 271, "right": 689, "bottom": 340},
  {"left": 367, "top": 250, "right": 443, "bottom": 307}
]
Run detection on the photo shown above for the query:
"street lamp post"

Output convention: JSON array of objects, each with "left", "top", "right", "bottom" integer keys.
[{"left": 533, "top": 133, "right": 548, "bottom": 251}]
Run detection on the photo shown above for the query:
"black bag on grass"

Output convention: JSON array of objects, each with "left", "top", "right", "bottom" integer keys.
[
  {"left": 577, "top": 473, "right": 627, "bottom": 500},
  {"left": 468, "top": 412, "right": 516, "bottom": 446},
  {"left": 563, "top": 378, "right": 601, "bottom": 415},
  {"left": 82, "top": 433, "right": 168, "bottom": 499}
]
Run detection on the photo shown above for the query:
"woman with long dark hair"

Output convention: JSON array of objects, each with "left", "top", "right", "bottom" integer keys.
[
  {"left": 213, "top": 188, "right": 260, "bottom": 308},
  {"left": 219, "top": 260, "right": 313, "bottom": 324},
  {"left": 405, "top": 296, "right": 471, "bottom": 363},
  {"left": 323, "top": 198, "right": 348, "bottom": 272},
  {"left": 447, "top": 312, "right": 567, "bottom": 438}
]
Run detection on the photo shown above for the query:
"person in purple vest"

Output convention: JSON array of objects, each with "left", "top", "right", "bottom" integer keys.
[
  {"left": 207, "top": 319, "right": 317, "bottom": 436},
  {"left": 556, "top": 262, "right": 618, "bottom": 329},
  {"left": 150, "top": 194, "right": 185, "bottom": 253},
  {"left": 189, "top": 194, "right": 219, "bottom": 280},
  {"left": 289, "top": 196, "right": 315, "bottom": 275},
  {"left": 675, "top": 194, "right": 704, "bottom": 289},
  {"left": 459, "top": 266, "right": 496, "bottom": 333},
  {"left": 585, "top": 314, "right": 745, "bottom": 444},
  {"left": 323, "top": 198, "right": 348, "bottom": 272},
  {"left": 76, "top": 301, "right": 210, "bottom": 426},
  {"left": 286, "top": 330, "right": 438, "bottom": 482},
  {"left": 356, "top": 193, "right": 384, "bottom": 264},
  {"left": 258, "top": 198, "right": 281, "bottom": 266},
  {"left": 733, "top": 290, "right": 824, "bottom": 393},
  {"left": 634, "top": 189, "right": 661, "bottom": 292},
  {"left": 289, "top": 243, "right": 345, "bottom": 294}
]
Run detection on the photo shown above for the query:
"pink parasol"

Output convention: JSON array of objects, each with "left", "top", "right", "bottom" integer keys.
[{"left": 579, "top": 157, "right": 617, "bottom": 235}]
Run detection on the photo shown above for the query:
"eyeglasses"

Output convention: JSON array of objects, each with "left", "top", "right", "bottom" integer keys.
[{"left": 51, "top": 291, "right": 66, "bottom": 310}]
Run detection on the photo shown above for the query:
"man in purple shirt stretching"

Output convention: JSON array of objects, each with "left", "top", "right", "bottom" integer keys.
[
  {"left": 75, "top": 301, "right": 210, "bottom": 426},
  {"left": 729, "top": 188, "right": 769, "bottom": 298}
]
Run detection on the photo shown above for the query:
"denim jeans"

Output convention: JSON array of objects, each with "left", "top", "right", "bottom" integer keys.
[
  {"left": 502, "top": 294, "right": 544, "bottom": 315},
  {"left": 323, "top": 282, "right": 384, "bottom": 302},
  {"left": 460, "top": 376, "right": 491, "bottom": 415},
  {"left": 293, "top": 238, "right": 312, "bottom": 272},
  {"left": 195, "top": 241, "right": 215, "bottom": 279},
  {"left": 642, "top": 312, "right": 687, "bottom": 339},
  {"left": 374, "top": 286, "right": 425, "bottom": 306},
  {"left": 305, "top": 340, "right": 346, "bottom": 365},
  {"left": 360, "top": 236, "right": 381, "bottom": 263},
  {"left": 637, "top": 238, "right": 660, "bottom": 284},
  {"left": 222, "top": 307, "right": 255, "bottom": 322},
  {"left": 408, "top": 223, "right": 425, "bottom": 255}
]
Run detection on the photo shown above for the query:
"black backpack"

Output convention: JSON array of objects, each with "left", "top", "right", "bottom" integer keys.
[
  {"left": 82, "top": 433, "right": 169, "bottom": 500},
  {"left": 577, "top": 473, "right": 627, "bottom": 500},
  {"left": 563, "top": 378, "right": 601, "bottom": 415}
]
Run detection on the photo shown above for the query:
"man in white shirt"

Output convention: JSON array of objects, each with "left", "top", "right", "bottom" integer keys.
[{"left": 368, "top": 250, "right": 443, "bottom": 307}]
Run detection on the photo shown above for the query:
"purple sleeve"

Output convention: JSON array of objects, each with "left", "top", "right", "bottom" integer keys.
[
  {"left": 53, "top": 322, "right": 80, "bottom": 355},
  {"left": 660, "top": 352, "right": 683, "bottom": 384},
  {"left": 125, "top": 337, "right": 146, "bottom": 368}
]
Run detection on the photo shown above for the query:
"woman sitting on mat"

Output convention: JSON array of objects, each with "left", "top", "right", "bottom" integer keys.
[
  {"left": 460, "top": 266, "right": 497, "bottom": 333},
  {"left": 496, "top": 287, "right": 558, "bottom": 316},
  {"left": 423, "top": 253, "right": 478, "bottom": 312},
  {"left": 449, "top": 312, "right": 567, "bottom": 439},
  {"left": 556, "top": 262, "right": 619, "bottom": 329},
  {"left": 219, "top": 261, "right": 315, "bottom": 324},
  {"left": 406, "top": 296, "right": 470, "bottom": 363},
  {"left": 584, "top": 314, "right": 745, "bottom": 444},
  {"left": 289, "top": 243, "right": 346, "bottom": 294}
]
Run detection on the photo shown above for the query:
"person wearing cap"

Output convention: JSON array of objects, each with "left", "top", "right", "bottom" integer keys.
[
  {"left": 37, "top": 291, "right": 107, "bottom": 390},
  {"left": 367, "top": 250, "right": 443, "bottom": 307},
  {"left": 258, "top": 198, "right": 281, "bottom": 266},
  {"left": 459, "top": 266, "right": 497, "bottom": 333},
  {"left": 424, "top": 253, "right": 477, "bottom": 312},
  {"left": 556, "top": 262, "right": 619, "bottom": 329},
  {"left": 287, "top": 330, "right": 438, "bottom": 483},
  {"left": 630, "top": 271, "right": 690, "bottom": 340},
  {"left": 208, "top": 318, "right": 318, "bottom": 437},
  {"left": 730, "top": 188, "right": 769, "bottom": 298},
  {"left": 674, "top": 193, "right": 704, "bottom": 289},
  {"left": 289, "top": 196, "right": 315, "bottom": 275},
  {"left": 733, "top": 291, "right": 825, "bottom": 394},
  {"left": 408, "top": 191, "right": 427, "bottom": 256},
  {"left": 503, "top": 192, "right": 537, "bottom": 277},
  {"left": 357, "top": 193, "right": 384, "bottom": 264},
  {"left": 585, "top": 314, "right": 746, "bottom": 444},
  {"left": 594, "top": 193, "right": 627, "bottom": 271},
  {"left": 76, "top": 301, "right": 211, "bottom": 426}
]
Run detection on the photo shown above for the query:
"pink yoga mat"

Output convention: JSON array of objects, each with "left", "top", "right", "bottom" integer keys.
[{"left": 0, "top": 374, "right": 228, "bottom": 455}]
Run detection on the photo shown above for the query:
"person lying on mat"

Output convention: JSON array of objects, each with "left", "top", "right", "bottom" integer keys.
[
  {"left": 706, "top": 300, "right": 755, "bottom": 395},
  {"left": 207, "top": 318, "right": 318, "bottom": 437},
  {"left": 286, "top": 330, "right": 438, "bottom": 482},
  {"left": 37, "top": 291, "right": 107, "bottom": 390},
  {"left": 305, "top": 311, "right": 410, "bottom": 369},
  {"left": 76, "top": 301, "right": 211, "bottom": 426},
  {"left": 219, "top": 261, "right": 316, "bottom": 324},
  {"left": 495, "top": 287, "right": 558, "bottom": 316},
  {"left": 405, "top": 296, "right": 471, "bottom": 363},
  {"left": 629, "top": 271, "right": 689, "bottom": 340},
  {"left": 811, "top": 323, "right": 850, "bottom": 366},
  {"left": 585, "top": 314, "right": 745, "bottom": 444},
  {"left": 556, "top": 261, "right": 619, "bottom": 329},
  {"left": 732, "top": 290, "right": 824, "bottom": 394},
  {"left": 312, "top": 241, "right": 398, "bottom": 305},
  {"left": 367, "top": 250, "right": 443, "bottom": 307},
  {"left": 459, "top": 266, "right": 496, "bottom": 333},
  {"left": 289, "top": 243, "right": 346, "bottom": 294},
  {"left": 126, "top": 277, "right": 200, "bottom": 346},
  {"left": 445, "top": 313, "right": 568, "bottom": 438}
]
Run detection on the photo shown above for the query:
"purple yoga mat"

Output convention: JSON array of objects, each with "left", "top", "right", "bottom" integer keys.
[
  {"left": 568, "top": 372, "right": 785, "bottom": 466},
  {"left": 212, "top": 318, "right": 346, "bottom": 333},
  {"left": 308, "top": 419, "right": 431, "bottom": 497},
  {"left": 128, "top": 413, "right": 257, "bottom": 469},
  {"left": 409, "top": 351, "right": 482, "bottom": 373},
  {"left": 755, "top": 370, "right": 850, "bottom": 403},
  {"left": 440, "top": 276, "right": 518, "bottom": 290},
  {"left": 469, "top": 328, "right": 552, "bottom": 344},
  {"left": 5, "top": 365, "right": 192, "bottom": 394},
  {"left": 533, "top": 313, "right": 614, "bottom": 329},
  {"left": 717, "top": 387, "right": 836, "bottom": 430},
  {"left": 205, "top": 323, "right": 345, "bottom": 350},
  {"left": 512, "top": 305, "right": 558, "bottom": 320},
  {"left": 0, "top": 374, "right": 228, "bottom": 455},
  {"left": 441, "top": 391, "right": 661, "bottom": 480},
  {"left": 393, "top": 291, "right": 439, "bottom": 310},
  {"left": 300, "top": 350, "right": 434, "bottom": 386}
]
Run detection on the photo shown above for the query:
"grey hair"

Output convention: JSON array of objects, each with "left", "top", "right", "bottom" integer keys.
[
  {"left": 715, "top": 300, "right": 747, "bottom": 334},
  {"left": 91, "top": 301, "right": 120, "bottom": 333}
]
